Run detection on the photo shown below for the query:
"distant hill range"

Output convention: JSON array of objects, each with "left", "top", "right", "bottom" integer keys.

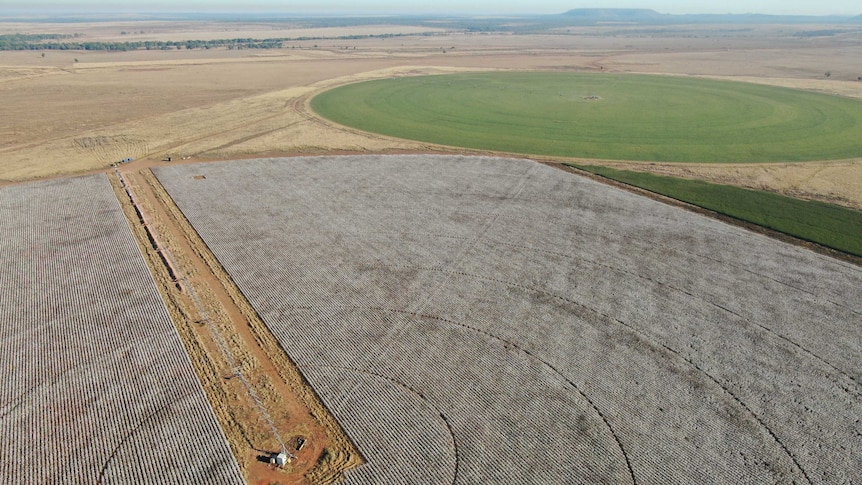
[
  {"left": 562, "top": 9, "right": 665, "bottom": 22},
  {"left": 561, "top": 8, "right": 862, "bottom": 25}
]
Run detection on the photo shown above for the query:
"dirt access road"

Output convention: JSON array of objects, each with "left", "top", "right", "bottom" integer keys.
[{"left": 110, "top": 166, "right": 362, "bottom": 484}]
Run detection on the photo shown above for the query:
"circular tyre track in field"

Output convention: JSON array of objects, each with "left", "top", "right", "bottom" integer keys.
[
  {"left": 299, "top": 365, "right": 458, "bottom": 485},
  {"left": 155, "top": 155, "right": 862, "bottom": 484},
  {"left": 290, "top": 307, "right": 633, "bottom": 484}
]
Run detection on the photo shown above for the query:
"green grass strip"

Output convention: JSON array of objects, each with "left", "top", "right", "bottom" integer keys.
[{"left": 566, "top": 163, "right": 862, "bottom": 257}]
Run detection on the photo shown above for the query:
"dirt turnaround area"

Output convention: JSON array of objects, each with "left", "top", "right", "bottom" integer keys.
[{"left": 156, "top": 155, "right": 862, "bottom": 484}]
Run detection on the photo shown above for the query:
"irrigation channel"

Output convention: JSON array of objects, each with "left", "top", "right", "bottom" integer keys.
[{"left": 109, "top": 167, "right": 362, "bottom": 484}]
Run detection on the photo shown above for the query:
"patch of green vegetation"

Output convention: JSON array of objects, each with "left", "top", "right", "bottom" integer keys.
[
  {"left": 0, "top": 33, "right": 72, "bottom": 50},
  {"left": 567, "top": 163, "right": 862, "bottom": 257},
  {"left": 0, "top": 33, "right": 70, "bottom": 42},
  {"left": 311, "top": 72, "right": 862, "bottom": 163},
  {"left": 0, "top": 32, "right": 440, "bottom": 52}
]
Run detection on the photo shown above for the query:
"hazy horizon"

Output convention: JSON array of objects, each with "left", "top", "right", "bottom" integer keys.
[{"left": 0, "top": 1, "right": 859, "bottom": 17}]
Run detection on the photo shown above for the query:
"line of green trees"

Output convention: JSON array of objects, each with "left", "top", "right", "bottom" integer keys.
[
  {"left": 0, "top": 32, "right": 438, "bottom": 52},
  {"left": 0, "top": 33, "right": 76, "bottom": 49}
]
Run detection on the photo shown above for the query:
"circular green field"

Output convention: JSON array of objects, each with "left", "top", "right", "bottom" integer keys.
[{"left": 311, "top": 72, "right": 862, "bottom": 163}]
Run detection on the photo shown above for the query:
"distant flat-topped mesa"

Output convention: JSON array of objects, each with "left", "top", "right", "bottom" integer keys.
[
  {"left": 560, "top": 8, "right": 862, "bottom": 24},
  {"left": 562, "top": 8, "right": 667, "bottom": 21}
]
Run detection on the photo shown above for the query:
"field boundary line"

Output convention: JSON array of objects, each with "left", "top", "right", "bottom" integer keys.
[{"left": 555, "top": 163, "right": 862, "bottom": 268}]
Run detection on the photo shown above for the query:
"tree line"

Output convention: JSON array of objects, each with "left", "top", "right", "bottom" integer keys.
[{"left": 0, "top": 32, "right": 437, "bottom": 52}]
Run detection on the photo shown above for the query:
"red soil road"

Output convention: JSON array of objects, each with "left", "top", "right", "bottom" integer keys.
[{"left": 113, "top": 167, "right": 362, "bottom": 484}]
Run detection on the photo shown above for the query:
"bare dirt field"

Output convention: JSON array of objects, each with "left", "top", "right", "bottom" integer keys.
[
  {"left": 0, "top": 174, "right": 242, "bottom": 483},
  {"left": 2, "top": 21, "right": 862, "bottom": 208},
  {"left": 155, "top": 155, "right": 862, "bottom": 484},
  {"left": 0, "top": 21, "right": 447, "bottom": 43}
]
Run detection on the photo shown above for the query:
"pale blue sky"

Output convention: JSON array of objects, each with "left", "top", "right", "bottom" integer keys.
[{"left": 4, "top": 1, "right": 860, "bottom": 16}]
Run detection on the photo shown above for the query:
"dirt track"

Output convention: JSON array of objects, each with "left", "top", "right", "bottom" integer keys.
[{"left": 109, "top": 167, "right": 362, "bottom": 484}]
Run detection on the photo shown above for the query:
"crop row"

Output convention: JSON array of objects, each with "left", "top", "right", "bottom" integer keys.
[
  {"left": 157, "top": 155, "right": 862, "bottom": 484},
  {"left": 0, "top": 175, "right": 243, "bottom": 484}
]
